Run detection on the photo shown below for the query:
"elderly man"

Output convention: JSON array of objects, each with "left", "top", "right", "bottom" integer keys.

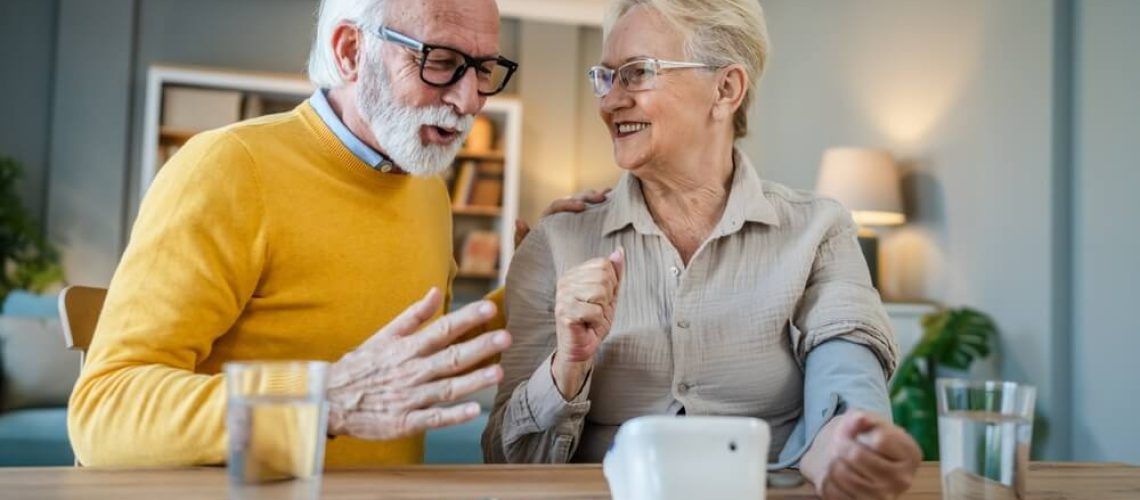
[{"left": 68, "top": 0, "right": 591, "bottom": 467}]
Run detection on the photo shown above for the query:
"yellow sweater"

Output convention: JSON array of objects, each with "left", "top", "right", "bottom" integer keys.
[{"left": 68, "top": 102, "right": 502, "bottom": 467}]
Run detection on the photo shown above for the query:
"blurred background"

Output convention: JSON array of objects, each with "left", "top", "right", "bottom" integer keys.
[{"left": 0, "top": 0, "right": 1136, "bottom": 467}]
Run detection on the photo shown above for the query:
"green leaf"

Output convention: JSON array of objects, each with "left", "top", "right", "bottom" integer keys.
[
  {"left": 890, "top": 307, "right": 1000, "bottom": 460},
  {"left": 0, "top": 155, "right": 64, "bottom": 303}
]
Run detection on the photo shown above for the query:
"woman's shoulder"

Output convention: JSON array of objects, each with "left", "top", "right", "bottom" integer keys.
[
  {"left": 757, "top": 178, "right": 855, "bottom": 233},
  {"left": 536, "top": 195, "right": 615, "bottom": 238},
  {"left": 522, "top": 195, "right": 616, "bottom": 267}
]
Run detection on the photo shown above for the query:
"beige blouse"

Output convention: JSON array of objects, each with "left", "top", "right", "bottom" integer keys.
[{"left": 482, "top": 150, "right": 898, "bottom": 464}]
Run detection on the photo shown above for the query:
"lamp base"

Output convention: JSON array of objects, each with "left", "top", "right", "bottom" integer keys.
[{"left": 857, "top": 233, "right": 880, "bottom": 290}]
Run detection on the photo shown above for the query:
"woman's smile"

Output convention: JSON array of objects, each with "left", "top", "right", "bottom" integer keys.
[{"left": 614, "top": 121, "right": 651, "bottom": 138}]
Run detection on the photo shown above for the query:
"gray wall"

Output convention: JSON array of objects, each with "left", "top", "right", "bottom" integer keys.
[
  {"left": 46, "top": 0, "right": 137, "bottom": 286},
  {"left": 1071, "top": 0, "right": 1140, "bottom": 463},
  {"left": 12, "top": 0, "right": 1140, "bottom": 463},
  {"left": 0, "top": 0, "right": 58, "bottom": 223},
  {"left": 739, "top": 0, "right": 1069, "bottom": 458}
]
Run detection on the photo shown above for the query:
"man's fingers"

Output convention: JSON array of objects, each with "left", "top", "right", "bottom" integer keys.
[
  {"left": 579, "top": 188, "right": 610, "bottom": 203},
  {"left": 417, "top": 330, "right": 511, "bottom": 381},
  {"left": 366, "top": 288, "right": 443, "bottom": 347},
  {"left": 407, "top": 299, "right": 498, "bottom": 356},
  {"left": 514, "top": 219, "right": 530, "bottom": 248},
  {"left": 405, "top": 365, "right": 503, "bottom": 409},
  {"left": 402, "top": 402, "right": 482, "bottom": 434},
  {"left": 541, "top": 198, "right": 587, "bottom": 217}
]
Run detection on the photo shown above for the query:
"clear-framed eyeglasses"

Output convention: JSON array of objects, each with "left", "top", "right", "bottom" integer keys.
[
  {"left": 368, "top": 25, "right": 519, "bottom": 96},
  {"left": 587, "top": 58, "right": 718, "bottom": 97}
]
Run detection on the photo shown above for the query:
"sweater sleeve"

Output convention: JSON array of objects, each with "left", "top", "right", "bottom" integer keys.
[{"left": 68, "top": 130, "right": 270, "bottom": 466}]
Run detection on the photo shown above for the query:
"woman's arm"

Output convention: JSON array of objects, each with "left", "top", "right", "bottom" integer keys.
[
  {"left": 481, "top": 225, "right": 592, "bottom": 463},
  {"left": 780, "top": 207, "right": 920, "bottom": 498}
]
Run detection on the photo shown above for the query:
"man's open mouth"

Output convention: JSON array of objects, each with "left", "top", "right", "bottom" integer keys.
[{"left": 423, "top": 125, "right": 462, "bottom": 145}]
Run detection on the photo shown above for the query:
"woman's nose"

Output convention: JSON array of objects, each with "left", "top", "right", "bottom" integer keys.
[{"left": 599, "top": 84, "right": 632, "bottom": 113}]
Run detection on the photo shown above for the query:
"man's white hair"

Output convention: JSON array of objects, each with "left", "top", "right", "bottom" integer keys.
[{"left": 307, "top": 0, "right": 387, "bottom": 88}]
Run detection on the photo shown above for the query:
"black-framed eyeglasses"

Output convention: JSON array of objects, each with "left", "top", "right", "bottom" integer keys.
[{"left": 368, "top": 25, "right": 518, "bottom": 96}]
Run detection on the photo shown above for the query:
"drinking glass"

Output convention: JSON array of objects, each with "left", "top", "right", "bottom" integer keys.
[
  {"left": 225, "top": 361, "right": 329, "bottom": 500},
  {"left": 936, "top": 378, "right": 1035, "bottom": 500}
]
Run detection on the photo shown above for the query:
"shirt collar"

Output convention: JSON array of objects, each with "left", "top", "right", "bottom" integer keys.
[
  {"left": 308, "top": 89, "right": 397, "bottom": 172},
  {"left": 602, "top": 148, "right": 782, "bottom": 236}
]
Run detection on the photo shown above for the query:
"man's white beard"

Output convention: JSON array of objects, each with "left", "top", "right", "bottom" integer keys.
[{"left": 357, "top": 56, "right": 474, "bottom": 177}]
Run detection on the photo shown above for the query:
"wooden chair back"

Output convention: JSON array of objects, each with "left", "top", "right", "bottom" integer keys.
[{"left": 58, "top": 285, "right": 108, "bottom": 366}]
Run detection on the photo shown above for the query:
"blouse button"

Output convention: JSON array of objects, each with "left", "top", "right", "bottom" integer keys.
[
  {"left": 669, "top": 266, "right": 680, "bottom": 277},
  {"left": 677, "top": 319, "right": 690, "bottom": 329},
  {"left": 677, "top": 383, "right": 690, "bottom": 394}
]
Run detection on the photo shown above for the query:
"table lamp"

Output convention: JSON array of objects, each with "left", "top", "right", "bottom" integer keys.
[{"left": 815, "top": 147, "right": 905, "bottom": 289}]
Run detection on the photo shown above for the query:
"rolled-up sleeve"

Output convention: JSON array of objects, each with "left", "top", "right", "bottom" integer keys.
[
  {"left": 774, "top": 205, "right": 899, "bottom": 469},
  {"left": 482, "top": 226, "right": 592, "bottom": 463},
  {"left": 790, "top": 209, "right": 899, "bottom": 377}
]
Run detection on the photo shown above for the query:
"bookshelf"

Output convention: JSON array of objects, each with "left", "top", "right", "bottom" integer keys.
[{"left": 139, "top": 65, "right": 522, "bottom": 309}]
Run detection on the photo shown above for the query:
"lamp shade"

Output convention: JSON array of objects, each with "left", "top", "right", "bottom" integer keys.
[{"left": 815, "top": 148, "right": 905, "bottom": 226}]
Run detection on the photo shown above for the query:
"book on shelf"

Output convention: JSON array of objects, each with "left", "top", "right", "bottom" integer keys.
[
  {"left": 469, "top": 177, "right": 503, "bottom": 208},
  {"left": 241, "top": 94, "right": 264, "bottom": 119},
  {"left": 464, "top": 115, "right": 495, "bottom": 153},
  {"left": 458, "top": 230, "right": 500, "bottom": 275},
  {"left": 162, "top": 87, "right": 243, "bottom": 132},
  {"left": 478, "top": 160, "right": 504, "bottom": 176},
  {"left": 451, "top": 160, "right": 478, "bottom": 207}
]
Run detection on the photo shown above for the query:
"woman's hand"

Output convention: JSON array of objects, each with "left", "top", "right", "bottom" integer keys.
[
  {"left": 551, "top": 248, "right": 624, "bottom": 400},
  {"left": 800, "top": 410, "right": 922, "bottom": 500}
]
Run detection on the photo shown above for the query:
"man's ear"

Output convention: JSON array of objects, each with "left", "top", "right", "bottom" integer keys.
[
  {"left": 331, "top": 22, "right": 363, "bottom": 83},
  {"left": 712, "top": 63, "right": 748, "bottom": 122}
]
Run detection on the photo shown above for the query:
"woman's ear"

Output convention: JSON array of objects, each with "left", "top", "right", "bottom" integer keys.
[
  {"left": 712, "top": 63, "right": 748, "bottom": 122},
  {"left": 331, "top": 22, "right": 363, "bottom": 83}
]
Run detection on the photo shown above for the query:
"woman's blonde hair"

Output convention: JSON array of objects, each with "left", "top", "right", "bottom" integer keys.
[{"left": 604, "top": 0, "right": 770, "bottom": 138}]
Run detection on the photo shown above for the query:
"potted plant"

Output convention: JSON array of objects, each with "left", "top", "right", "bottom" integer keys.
[
  {"left": 889, "top": 307, "right": 998, "bottom": 459},
  {"left": 0, "top": 155, "right": 64, "bottom": 306}
]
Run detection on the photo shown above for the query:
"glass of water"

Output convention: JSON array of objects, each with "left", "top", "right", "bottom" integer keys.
[
  {"left": 936, "top": 378, "right": 1035, "bottom": 500},
  {"left": 225, "top": 361, "right": 330, "bottom": 500}
]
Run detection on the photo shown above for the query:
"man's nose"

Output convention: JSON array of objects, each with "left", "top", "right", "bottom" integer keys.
[{"left": 444, "top": 67, "right": 483, "bottom": 116}]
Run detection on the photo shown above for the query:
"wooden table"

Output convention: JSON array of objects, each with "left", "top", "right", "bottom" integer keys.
[{"left": 1, "top": 462, "right": 1137, "bottom": 499}]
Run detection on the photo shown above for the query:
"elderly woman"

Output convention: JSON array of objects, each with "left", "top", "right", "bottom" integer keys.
[{"left": 483, "top": 0, "right": 920, "bottom": 497}]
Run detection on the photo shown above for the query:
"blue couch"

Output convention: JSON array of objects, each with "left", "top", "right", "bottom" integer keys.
[
  {"left": 0, "top": 291, "right": 488, "bottom": 466},
  {"left": 0, "top": 291, "right": 74, "bottom": 466}
]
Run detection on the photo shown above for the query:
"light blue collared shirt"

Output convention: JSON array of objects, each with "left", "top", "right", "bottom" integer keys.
[{"left": 309, "top": 89, "right": 395, "bottom": 171}]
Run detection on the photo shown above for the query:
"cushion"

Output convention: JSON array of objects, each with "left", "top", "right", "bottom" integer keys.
[
  {"left": 424, "top": 412, "right": 489, "bottom": 464},
  {"left": 0, "top": 407, "right": 74, "bottom": 466},
  {"left": 1, "top": 290, "right": 60, "bottom": 318},
  {"left": 0, "top": 316, "right": 80, "bottom": 410}
]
